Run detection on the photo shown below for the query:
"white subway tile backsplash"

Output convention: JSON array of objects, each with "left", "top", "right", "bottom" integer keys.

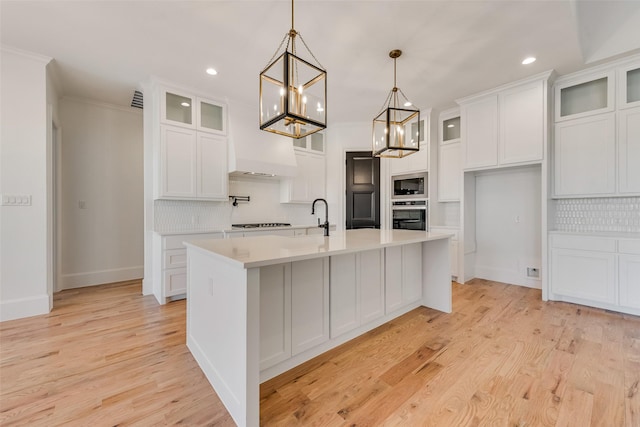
[
  {"left": 554, "top": 197, "right": 640, "bottom": 233},
  {"left": 154, "top": 177, "right": 320, "bottom": 232}
]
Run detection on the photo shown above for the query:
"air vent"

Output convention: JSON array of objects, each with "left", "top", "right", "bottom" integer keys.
[{"left": 130, "top": 90, "right": 143, "bottom": 109}]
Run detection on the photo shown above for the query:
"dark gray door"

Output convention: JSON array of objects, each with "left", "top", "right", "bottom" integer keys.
[{"left": 345, "top": 151, "right": 380, "bottom": 229}]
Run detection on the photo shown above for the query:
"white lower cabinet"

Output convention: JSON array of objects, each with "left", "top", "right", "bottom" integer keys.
[
  {"left": 259, "top": 264, "right": 292, "bottom": 370},
  {"left": 291, "top": 258, "right": 330, "bottom": 355},
  {"left": 259, "top": 258, "right": 329, "bottom": 370},
  {"left": 330, "top": 250, "right": 384, "bottom": 338},
  {"left": 550, "top": 248, "right": 616, "bottom": 304},
  {"left": 156, "top": 232, "right": 224, "bottom": 303},
  {"left": 385, "top": 243, "right": 423, "bottom": 314},
  {"left": 550, "top": 233, "right": 640, "bottom": 314}
]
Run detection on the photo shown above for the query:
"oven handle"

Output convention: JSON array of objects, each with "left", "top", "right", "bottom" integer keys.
[{"left": 391, "top": 206, "right": 427, "bottom": 211}]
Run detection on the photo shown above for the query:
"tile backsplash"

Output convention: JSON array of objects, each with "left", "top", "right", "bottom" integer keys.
[
  {"left": 554, "top": 197, "right": 640, "bottom": 233},
  {"left": 154, "top": 177, "right": 320, "bottom": 232}
]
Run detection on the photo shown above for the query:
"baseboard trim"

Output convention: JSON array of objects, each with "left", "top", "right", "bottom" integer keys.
[
  {"left": 0, "top": 294, "right": 50, "bottom": 322},
  {"left": 60, "top": 266, "right": 143, "bottom": 290},
  {"left": 474, "top": 265, "right": 541, "bottom": 289}
]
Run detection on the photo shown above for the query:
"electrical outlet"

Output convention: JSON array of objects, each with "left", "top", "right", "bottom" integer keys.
[{"left": 526, "top": 267, "right": 540, "bottom": 278}]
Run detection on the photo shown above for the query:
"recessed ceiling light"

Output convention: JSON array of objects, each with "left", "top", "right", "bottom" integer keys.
[
  {"left": 522, "top": 57, "right": 536, "bottom": 65},
  {"left": 206, "top": 68, "right": 218, "bottom": 75},
  {"left": 404, "top": 101, "right": 412, "bottom": 107}
]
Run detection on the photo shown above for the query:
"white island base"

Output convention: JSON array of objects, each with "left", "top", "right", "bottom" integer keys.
[{"left": 185, "top": 229, "right": 452, "bottom": 427}]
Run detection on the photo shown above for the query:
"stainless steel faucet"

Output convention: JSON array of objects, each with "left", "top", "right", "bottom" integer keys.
[{"left": 311, "top": 198, "right": 330, "bottom": 236}]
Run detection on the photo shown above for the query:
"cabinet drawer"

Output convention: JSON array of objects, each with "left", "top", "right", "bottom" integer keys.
[
  {"left": 164, "top": 249, "right": 187, "bottom": 268},
  {"left": 163, "top": 268, "right": 187, "bottom": 296},
  {"left": 619, "top": 239, "right": 640, "bottom": 255},
  {"left": 164, "top": 232, "right": 223, "bottom": 249},
  {"left": 550, "top": 234, "right": 616, "bottom": 252}
]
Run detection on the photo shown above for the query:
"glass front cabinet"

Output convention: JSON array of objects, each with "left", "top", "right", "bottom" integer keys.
[
  {"left": 161, "top": 88, "right": 227, "bottom": 135},
  {"left": 619, "top": 62, "right": 640, "bottom": 109}
]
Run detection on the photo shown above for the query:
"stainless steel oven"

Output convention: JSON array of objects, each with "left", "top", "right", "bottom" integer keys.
[
  {"left": 391, "top": 172, "right": 428, "bottom": 200},
  {"left": 391, "top": 200, "right": 428, "bottom": 231}
]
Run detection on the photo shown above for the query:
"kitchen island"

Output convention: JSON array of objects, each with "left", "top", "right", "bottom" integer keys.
[{"left": 184, "top": 229, "right": 452, "bottom": 426}]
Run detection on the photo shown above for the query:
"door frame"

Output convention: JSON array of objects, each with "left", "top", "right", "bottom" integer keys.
[{"left": 342, "top": 148, "right": 389, "bottom": 230}]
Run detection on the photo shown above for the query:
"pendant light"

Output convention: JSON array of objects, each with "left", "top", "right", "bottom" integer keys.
[
  {"left": 259, "top": 0, "right": 327, "bottom": 139},
  {"left": 372, "top": 49, "right": 420, "bottom": 158}
]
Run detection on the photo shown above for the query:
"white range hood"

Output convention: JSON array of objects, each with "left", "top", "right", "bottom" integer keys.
[{"left": 227, "top": 102, "right": 297, "bottom": 178}]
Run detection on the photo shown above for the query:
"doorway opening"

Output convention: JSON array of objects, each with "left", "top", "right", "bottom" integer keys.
[{"left": 345, "top": 151, "right": 380, "bottom": 229}]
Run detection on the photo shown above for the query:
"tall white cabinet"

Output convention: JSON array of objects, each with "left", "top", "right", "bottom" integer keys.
[
  {"left": 153, "top": 84, "right": 229, "bottom": 201},
  {"left": 552, "top": 56, "right": 640, "bottom": 198}
]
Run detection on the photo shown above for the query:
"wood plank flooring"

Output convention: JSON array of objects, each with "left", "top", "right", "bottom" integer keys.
[{"left": 1, "top": 279, "right": 639, "bottom": 426}]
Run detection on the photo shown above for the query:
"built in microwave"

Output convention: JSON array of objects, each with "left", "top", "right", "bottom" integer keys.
[{"left": 391, "top": 172, "right": 428, "bottom": 199}]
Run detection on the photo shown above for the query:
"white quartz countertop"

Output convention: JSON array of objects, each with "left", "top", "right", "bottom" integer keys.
[
  {"left": 155, "top": 224, "right": 321, "bottom": 236},
  {"left": 184, "top": 228, "right": 453, "bottom": 268}
]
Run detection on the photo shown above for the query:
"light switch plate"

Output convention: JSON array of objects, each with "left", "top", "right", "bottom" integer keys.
[{"left": 1, "top": 194, "right": 32, "bottom": 206}]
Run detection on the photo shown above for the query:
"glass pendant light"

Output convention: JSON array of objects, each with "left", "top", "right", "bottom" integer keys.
[
  {"left": 259, "top": 0, "right": 327, "bottom": 139},
  {"left": 372, "top": 50, "right": 420, "bottom": 158}
]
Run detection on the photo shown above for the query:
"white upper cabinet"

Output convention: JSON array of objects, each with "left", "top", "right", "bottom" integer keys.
[
  {"left": 618, "top": 107, "right": 640, "bottom": 194},
  {"left": 152, "top": 81, "right": 229, "bottom": 201},
  {"left": 499, "top": 80, "right": 544, "bottom": 165},
  {"left": 461, "top": 95, "right": 498, "bottom": 169},
  {"left": 280, "top": 150, "right": 326, "bottom": 203},
  {"left": 555, "top": 71, "right": 615, "bottom": 122},
  {"left": 293, "top": 132, "right": 325, "bottom": 154},
  {"left": 618, "top": 61, "right": 640, "bottom": 109},
  {"left": 552, "top": 55, "right": 640, "bottom": 198},
  {"left": 553, "top": 113, "right": 616, "bottom": 197},
  {"left": 459, "top": 72, "right": 550, "bottom": 171},
  {"left": 197, "top": 133, "right": 228, "bottom": 199},
  {"left": 438, "top": 108, "right": 461, "bottom": 202},
  {"left": 161, "top": 87, "right": 227, "bottom": 135},
  {"left": 389, "top": 113, "right": 430, "bottom": 175}
]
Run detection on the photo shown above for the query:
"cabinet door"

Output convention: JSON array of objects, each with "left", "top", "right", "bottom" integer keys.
[
  {"left": 385, "top": 246, "right": 403, "bottom": 313},
  {"left": 307, "top": 153, "right": 326, "bottom": 201},
  {"left": 259, "top": 264, "right": 292, "bottom": 370},
  {"left": 618, "top": 107, "right": 640, "bottom": 194},
  {"left": 197, "top": 98, "right": 226, "bottom": 135},
  {"left": 402, "top": 243, "right": 423, "bottom": 304},
  {"left": 619, "top": 254, "right": 640, "bottom": 310},
  {"left": 291, "top": 258, "right": 329, "bottom": 355},
  {"left": 438, "top": 142, "right": 461, "bottom": 201},
  {"left": 551, "top": 248, "right": 616, "bottom": 304},
  {"left": 555, "top": 72, "right": 614, "bottom": 122},
  {"left": 197, "top": 133, "right": 228, "bottom": 200},
  {"left": 160, "top": 126, "right": 197, "bottom": 198},
  {"left": 161, "top": 89, "right": 195, "bottom": 128},
  {"left": 499, "top": 80, "right": 544, "bottom": 165},
  {"left": 553, "top": 113, "right": 616, "bottom": 196},
  {"left": 330, "top": 254, "right": 359, "bottom": 338},
  {"left": 462, "top": 95, "right": 498, "bottom": 170},
  {"left": 288, "top": 152, "right": 310, "bottom": 202},
  {"left": 164, "top": 268, "right": 187, "bottom": 297},
  {"left": 359, "top": 249, "right": 385, "bottom": 324}
]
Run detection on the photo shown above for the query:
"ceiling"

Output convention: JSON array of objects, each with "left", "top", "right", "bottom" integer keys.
[{"left": 2, "top": 0, "right": 640, "bottom": 124}]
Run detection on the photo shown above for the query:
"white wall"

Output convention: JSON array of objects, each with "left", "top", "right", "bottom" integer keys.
[
  {"left": 0, "top": 47, "right": 52, "bottom": 321},
  {"left": 473, "top": 165, "right": 542, "bottom": 288},
  {"left": 58, "top": 98, "right": 143, "bottom": 289}
]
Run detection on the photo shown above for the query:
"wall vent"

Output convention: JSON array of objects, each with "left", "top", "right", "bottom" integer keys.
[{"left": 130, "top": 90, "right": 143, "bottom": 109}]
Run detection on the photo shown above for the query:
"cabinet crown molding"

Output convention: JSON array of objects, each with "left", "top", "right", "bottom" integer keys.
[{"left": 456, "top": 69, "right": 554, "bottom": 105}]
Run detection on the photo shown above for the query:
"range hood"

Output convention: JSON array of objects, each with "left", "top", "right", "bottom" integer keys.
[{"left": 227, "top": 102, "right": 297, "bottom": 178}]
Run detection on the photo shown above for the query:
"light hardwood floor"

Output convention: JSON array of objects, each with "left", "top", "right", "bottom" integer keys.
[{"left": 1, "top": 279, "right": 639, "bottom": 426}]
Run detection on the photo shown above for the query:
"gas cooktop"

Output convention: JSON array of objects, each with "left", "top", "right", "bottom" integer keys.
[{"left": 232, "top": 223, "right": 292, "bottom": 229}]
